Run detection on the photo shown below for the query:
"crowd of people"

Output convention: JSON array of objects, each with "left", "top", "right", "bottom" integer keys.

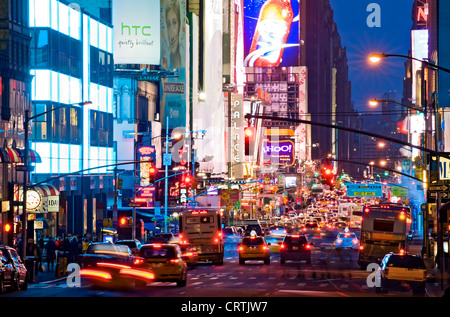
[{"left": 14, "top": 234, "right": 96, "bottom": 274}]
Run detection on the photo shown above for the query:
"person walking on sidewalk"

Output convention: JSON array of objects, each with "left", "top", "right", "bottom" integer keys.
[{"left": 45, "top": 237, "right": 57, "bottom": 272}]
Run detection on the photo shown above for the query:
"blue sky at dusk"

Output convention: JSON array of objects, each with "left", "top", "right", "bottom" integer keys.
[{"left": 329, "top": 0, "right": 415, "bottom": 111}]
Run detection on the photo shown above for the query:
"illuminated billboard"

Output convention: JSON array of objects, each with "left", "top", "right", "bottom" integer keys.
[
  {"left": 160, "top": 0, "right": 187, "bottom": 129},
  {"left": 262, "top": 139, "right": 295, "bottom": 166},
  {"left": 243, "top": 0, "right": 300, "bottom": 67},
  {"left": 113, "top": 0, "right": 161, "bottom": 65}
]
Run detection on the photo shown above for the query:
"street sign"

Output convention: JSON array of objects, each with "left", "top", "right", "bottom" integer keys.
[
  {"left": 163, "top": 153, "right": 172, "bottom": 166},
  {"left": 221, "top": 192, "right": 230, "bottom": 201},
  {"left": 234, "top": 201, "right": 240, "bottom": 210},
  {"left": 427, "top": 184, "right": 449, "bottom": 192},
  {"left": 438, "top": 156, "right": 450, "bottom": 180},
  {"left": 137, "top": 74, "right": 161, "bottom": 82}
]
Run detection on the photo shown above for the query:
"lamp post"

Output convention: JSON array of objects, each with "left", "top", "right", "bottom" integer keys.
[
  {"left": 369, "top": 52, "right": 450, "bottom": 279},
  {"left": 21, "top": 101, "right": 92, "bottom": 259}
]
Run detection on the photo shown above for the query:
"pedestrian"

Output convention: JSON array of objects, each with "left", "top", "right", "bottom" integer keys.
[
  {"left": 69, "top": 236, "right": 79, "bottom": 263},
  {"left": 26, "top": 238, "right": 41, "bottom": 275},
  {"left": 45, "top": 237, "right": 57, "bottom": 272}
]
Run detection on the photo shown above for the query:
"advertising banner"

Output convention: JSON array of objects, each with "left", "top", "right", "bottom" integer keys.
[
  {"left": 243, "top": 0, "right": 300, "bottom": 67},
  {"left": 160, "top": 0, "right": 187, "bottom": 129},
  {"left": 345, "top": 183, "right": 383, "bottom": 197},
  {"left": 113, "top": 0, "right": 161, "bottom": 65},
  {"left": 262, "top": 139, "right": 295, "bottom": 166}
]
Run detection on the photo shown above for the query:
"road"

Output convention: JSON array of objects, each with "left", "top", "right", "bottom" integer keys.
[{"left": 4, "top": 229, "right": 422, "bottom": 298}]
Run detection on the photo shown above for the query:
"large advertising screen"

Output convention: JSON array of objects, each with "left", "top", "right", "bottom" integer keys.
[
  {"left": 160, "top": 0, "right": 187, "bottom": 129},
  {"left": 243, "top": 0, "right": 300, "bottom": 67},
  {"left": 113, "top": 0, "right": 161, "bottom": 65}
]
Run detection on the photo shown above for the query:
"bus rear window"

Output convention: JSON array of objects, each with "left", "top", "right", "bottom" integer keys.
[
  {"left": 373, "top": 219, "right": 394, "bottom": 232},
  {"left": 200, "top": 216, "right": 214, "bottom": 224}
]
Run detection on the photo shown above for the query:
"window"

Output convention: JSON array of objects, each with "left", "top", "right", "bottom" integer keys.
[
  {"left": 70, "top": 107, "right": 81, "bottom": 143},
  {"left": 90, "top": 110, "right": 113, "bottom": 147},
  {"left": 90, "top": 46, "right": 113, "bottom": 87},
  {"left": 373, "top": 219, "right": 394, "bottom": 232}
]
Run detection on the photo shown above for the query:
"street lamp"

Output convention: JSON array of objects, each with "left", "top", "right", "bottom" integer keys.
[
  {"left": 368, "top": 98, "right": 424, "bottom": 112},
  {"left": 368, "top": 53, "right": 450, "bottom": 73},
  {"left": 21, "top": 101, "right": 92, "bottom": 259},
  {"left": 369, "top": 52, "right": 450, "bottom": 273}
]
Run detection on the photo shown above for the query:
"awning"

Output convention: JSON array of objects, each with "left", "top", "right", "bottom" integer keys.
[
  {"left": 5, "top": 148, "right": 21, "bottom": 163},
  {"left": 0, "top": 147, "right": 9, "bottom": 163},
  {"left": 30, "top": 184, "right": 60, "bottom": 213},
  {"left": 16, "top": 148, "right": 42, "bottom": 163}
]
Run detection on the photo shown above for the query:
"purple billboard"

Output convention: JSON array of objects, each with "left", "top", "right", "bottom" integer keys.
[{"left": 262, "top": 139, "right": 295, "bottom": 166}]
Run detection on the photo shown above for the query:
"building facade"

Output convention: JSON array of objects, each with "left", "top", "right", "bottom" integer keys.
[{"left": 29, "top": 0, "right": 115, "bottom": 236}]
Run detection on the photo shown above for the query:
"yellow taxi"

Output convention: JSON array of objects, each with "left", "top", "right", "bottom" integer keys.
[
  {"left": 134, "top": 244, "right": 187, "bottom": 287},
  {"left": 238, "top": 231, "right": 271, "bottom": 265}
]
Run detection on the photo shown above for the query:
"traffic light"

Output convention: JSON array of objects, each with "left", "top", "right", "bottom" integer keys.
[
  {"left": 244, "top": 126, "right": 255, "bottom": 156},
  {"left": 119, "top": 217, "right": 133, "bottom": 226},
  {"left": 183, "top": 175, "right": 192, "bottom": 190},
  {"left": 321, "top": 165, "right": 335, "bottom": 188},
  {"left": 117, "top": 177, "right": 123, "bottom": 190},
  {"left": 149, "top": 166, "right": 156, "bottom": 183}
]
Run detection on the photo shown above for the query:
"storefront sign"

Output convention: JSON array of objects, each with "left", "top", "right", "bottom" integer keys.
[{"left": 231, "top": 94, "right": 244, "bottom": 179}]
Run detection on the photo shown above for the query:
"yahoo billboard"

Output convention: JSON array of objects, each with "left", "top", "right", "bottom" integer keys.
[{"left": 262, "top": 139, "right": 295, "bottom": 166}]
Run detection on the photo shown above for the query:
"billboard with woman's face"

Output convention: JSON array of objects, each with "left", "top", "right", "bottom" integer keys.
[
  {"left": 243, "top": 0, "right": 300, "bottom": 67},
  {"left": 160, "top": 0, "right": 187, "bottom": 129}
]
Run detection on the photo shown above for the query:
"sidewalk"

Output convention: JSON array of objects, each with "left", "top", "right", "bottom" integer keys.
[{"left": 29, "top": 262, "right": 69, "bottom": 284}]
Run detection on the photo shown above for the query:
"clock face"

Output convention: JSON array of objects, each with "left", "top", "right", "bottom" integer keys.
[{"left": 26, "top": 190, "right": 42, "bottom": 211}]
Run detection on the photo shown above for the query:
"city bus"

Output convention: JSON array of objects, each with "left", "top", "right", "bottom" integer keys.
[
  {"left": 178, "top": 209, "right": 224, "bottom": 265},
  {"left": 358, "top": 204, "right": 411, "bottom": 270}
]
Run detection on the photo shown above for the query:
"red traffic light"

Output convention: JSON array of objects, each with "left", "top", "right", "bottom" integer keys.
[
  {"left": 184, "top": 175, "right": 192, "bottom": 183},
  {"left": 4, "top": 223, "right": 12, "bottom": 232},
  {"left": 149, "top": 167, "right": 156, "bottom": 174},
  {"left": 324, "top": 169, "right": 332, "bottom": 175},
  {"left": 119, "top": 217, "right": 127, "bottom": 226},
  {"left": 245, "top": 127, "right": 254, "bottom": 137}
]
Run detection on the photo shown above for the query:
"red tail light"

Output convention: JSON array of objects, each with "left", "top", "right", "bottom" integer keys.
[
  {"left": 170, "top": 259, "right": 180, "bottom": 264},
  {"left": 280, "top": 244, "right": 285, "bottom": 249},
  {"left": 80, "top": 269, "right": 112, "bottom": 280},
  {"left": 305, "top": 244, "right": 311, "bottom": 249},
  {"left": 134, "top": 258, "right": 144, "bottom": 265},
  {"left": 238, "top": 246, "right": 244, "bottom": 251},
  {"left": 359, "top": 245, "right": 364, "bottom": 250}
]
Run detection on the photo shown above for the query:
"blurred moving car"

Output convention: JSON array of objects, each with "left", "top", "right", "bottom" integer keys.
[
  {"left": 178, "top": 243, "right": 199, "bottom": 268},
  {"left": 376, "top": 252, "right": 428, "bottom": 295},
  {"left": 0, "top": 246, "right": 28, "bottom": 293},
  {"left": 244, "top": 224, "right": 264, "bottom": 237},
  {"left": 332, "top": 221, "right": 348, "bottom": 229},
  {"left": 147, "top": 233, "right": 176, "bottom": 244},
  {"left": 268, "top": 226, "right": 287, "bottom": 237},
  {"left": 303, "top": 221, "right": 321, "bottom": 232},
  {"left": 279, "top": 234, "right": 312, "bottom": 264},
  {"left": 134, "top": 244, "right": 187, "bottom": 287},
  {"left": 334, "top": 231, "right": 359, "bottom": 251},
  {"left": 79, "top": 242, "right": 154, "bottom": 288},
  {"left": 238, "top": 232, "right": 271, "bottom": 265},
  {"left": 115, "top": 239, "right": 142, "bottom": 254},
  {"left": 222, "top": 226, "right": 242, "bottom": 244}
]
